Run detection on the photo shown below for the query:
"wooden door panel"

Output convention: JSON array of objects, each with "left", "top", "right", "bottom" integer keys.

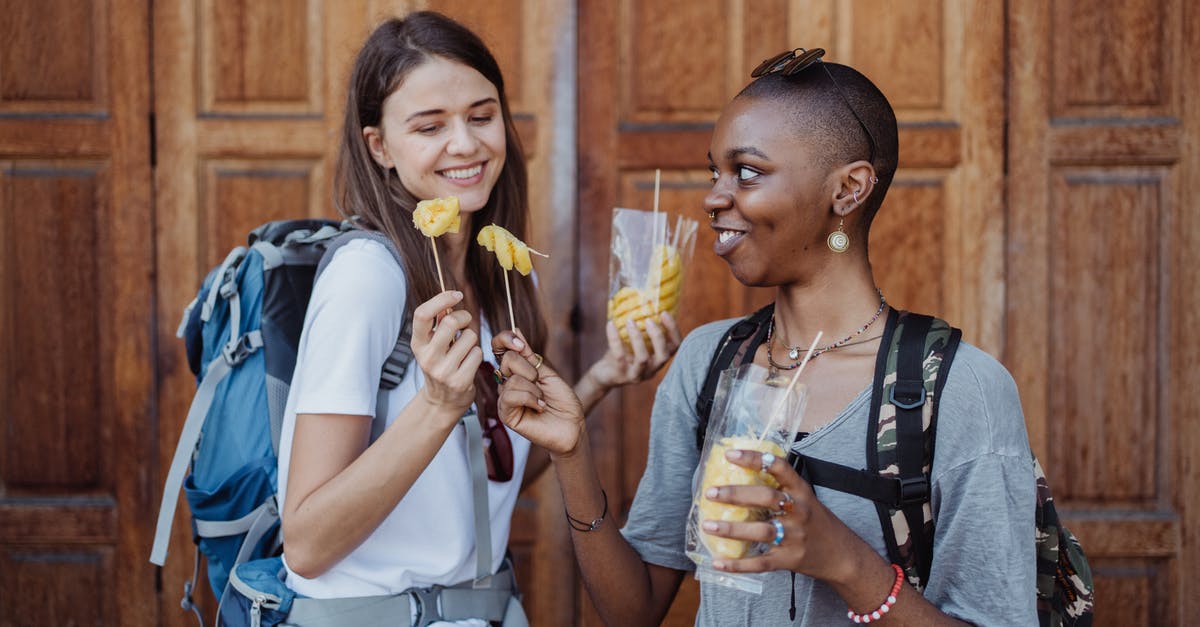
[
  {"left": 0, "top": 0, "right": 154, "bottom": 624},
  {"left": 1008, "top": 0, "right": 1199, "bottom": 623}
]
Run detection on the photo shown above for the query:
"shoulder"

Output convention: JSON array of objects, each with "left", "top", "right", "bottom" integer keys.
[
  {"left": 934, "top": 341, "right": 1030, "bottom": 467},
  {"left": 311, "top": 238, "right": 408, "bottom": 313},
  {"left": 662, "top": 317, "right": 743, "bottom": 400}
]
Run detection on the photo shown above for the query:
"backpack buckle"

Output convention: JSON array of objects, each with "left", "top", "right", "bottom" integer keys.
[
  {"left": 896, "top": 475, "right": 929, "bottom": 507},
  {"left": 889, "top": 380, "right": 926, "bottom": 410},
  {"left": 221, "top": 331, "right": 262, "bottom": 366},
  {"left": 411, "top": 586, "right": 445, "bottom": 627}
]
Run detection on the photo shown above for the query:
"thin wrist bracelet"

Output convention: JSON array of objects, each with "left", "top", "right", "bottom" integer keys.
[
  {"left": 565, "top": 489, "right": 608, "bottom": 532},
  {"left": 847, "top": 563, "right": 905, "bottom": 623}
]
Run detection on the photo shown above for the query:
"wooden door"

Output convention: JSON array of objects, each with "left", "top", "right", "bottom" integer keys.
[
  {"left": 577, "top": 1, "right": 1004, "bottom": 624},
  {"left": 152, "top": 0, "right": 576, "bottom": 624},
  {"left": 0, "top": 0, "right": 156, "bottom": 624},
  {"left": 1007, "top": 0, "right": 1200, "bottom": 624}
]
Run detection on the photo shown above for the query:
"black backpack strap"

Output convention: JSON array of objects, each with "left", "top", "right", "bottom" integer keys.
[
  {"left": 694, "top": 304, "right": 774, "bottom": 450},
  {"left": 866, "top": 309, "right": 961, "bottom": 590}
]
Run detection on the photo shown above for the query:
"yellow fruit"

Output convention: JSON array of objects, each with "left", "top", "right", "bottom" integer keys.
[
  {"left": 477, "top": 224, "right": 537, "bottom": 276},
  {"left": 608, "top": 243, "right": 684, "bottom": 344},
  {"left": 413, "top": 197, "right": 461, "bottom": 237},
  {"left": 697, "top": 437, "right": 785, "bottom": 559}
]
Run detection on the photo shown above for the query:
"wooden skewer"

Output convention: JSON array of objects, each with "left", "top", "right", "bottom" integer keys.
[
  {"left": 502, "top": 269, "right": 516, "bottom": 331},
  {"left": 429, "top": 236, "right": 447, "bottom": 293}
]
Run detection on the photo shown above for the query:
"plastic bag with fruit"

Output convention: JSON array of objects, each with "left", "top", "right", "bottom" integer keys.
[
  {"left": 606, "top": 206, "right": 697, "bottom": 347},
  {"left": 684, "top": 363, "right": 808, "bottom": 594}
]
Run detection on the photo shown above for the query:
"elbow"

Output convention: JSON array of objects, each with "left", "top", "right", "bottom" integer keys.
[{"left": 280, "top": 519, "right": 330, "bottom": 579}]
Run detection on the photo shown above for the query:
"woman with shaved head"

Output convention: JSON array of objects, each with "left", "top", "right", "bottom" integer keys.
[{"left": 492, "top": 49, "right": 1037, "bottom": 626}]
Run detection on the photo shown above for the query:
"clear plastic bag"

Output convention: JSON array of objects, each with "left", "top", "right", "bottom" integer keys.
[
  {"left": 685, "top": 363, "right": 808, "bottom": 594},
  {"left": 607, "top": 207, "right": 698, "bottom": 346}
]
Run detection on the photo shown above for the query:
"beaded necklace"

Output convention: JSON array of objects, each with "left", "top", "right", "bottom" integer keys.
[{"left": 766, "top": 291, "right": 887, "bottom": 373}]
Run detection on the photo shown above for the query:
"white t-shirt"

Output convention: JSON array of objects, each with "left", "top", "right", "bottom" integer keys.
[{"left": 276, "top": 238, "right": 530, "bottom": 601}]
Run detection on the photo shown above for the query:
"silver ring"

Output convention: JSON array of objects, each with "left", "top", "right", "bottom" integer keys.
[
  {"left": 760, "top": 453, "right": 776, "bottom": 474},
  {"left": 771, "top": 519, "right": 785, "bottom": 546}
]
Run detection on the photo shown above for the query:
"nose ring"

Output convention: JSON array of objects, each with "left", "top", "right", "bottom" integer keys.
[{"left": 708, "top": 210, "right": 717, "bottom": 221}]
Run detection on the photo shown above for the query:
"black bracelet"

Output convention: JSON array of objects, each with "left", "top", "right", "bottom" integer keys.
[{"left": 565, "top": 489, "right": 608, "bottom": 532}]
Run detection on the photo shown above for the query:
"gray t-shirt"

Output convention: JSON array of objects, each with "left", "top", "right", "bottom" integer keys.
[{"left": 621, "top": 318, "right": 1038, "bottom": 626}]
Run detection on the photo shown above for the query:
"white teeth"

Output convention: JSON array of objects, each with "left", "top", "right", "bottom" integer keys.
[
  {"left": 719, "top": 230, "right": 738, "bottom": 244},
  {"left": 442, "top": 165, "right": 483, "bottom": 180}
]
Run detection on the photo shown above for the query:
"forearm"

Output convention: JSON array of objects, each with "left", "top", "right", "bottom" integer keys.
[
  {"left": 552, "top": 434, "right": 682, "bottom": 626},
  {"left": 283, "top": 399, "right": 461, "bottom": 577}
]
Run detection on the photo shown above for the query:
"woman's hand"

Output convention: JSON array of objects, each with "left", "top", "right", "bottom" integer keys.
[
  {"left": 411, "top": 291, "right": 482, "bottom": 420},
  {"left": 700, "top": 449, "right": 860, "bottom": 585},
  {"left": 582, "top": 312, "right": 682, "bottom": 392},
  {"left": 493, "top": 330, "right": 586, "bottom": 458}
]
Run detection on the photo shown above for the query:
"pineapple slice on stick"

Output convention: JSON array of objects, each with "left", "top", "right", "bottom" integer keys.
[
  {"left": 412, "top": 196, "right": 461, "bottom": 294},
  {"left": 477, "top": 224, "right": 547, "bottom": 329}
]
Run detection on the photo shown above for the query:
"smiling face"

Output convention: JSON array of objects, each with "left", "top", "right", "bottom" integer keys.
[
  {"left": 704, "top": 96, "right": 839, "bottom": 287},
  {"left": 363, "top": 56, "right": 506, "bottom": 214}
]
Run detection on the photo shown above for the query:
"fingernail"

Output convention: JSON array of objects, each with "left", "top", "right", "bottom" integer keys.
[
  {"left": 512, "top": 337, "right": 525, "bottom": 349},
  {"left": 702, "top": 521, "right": 718, "bottom": 532},
  {"left": 705, "top": 487, "right": 718, "bottom": 499},
  {"left": 537, "top": 399, "right": 546, "bottom": 408},
  {"left": 452, "top": 290, "right": 463, "bottom": 299},
  {"left": 712, "top": 560, "right": 726, "bottom": 570},
  {"left": 726, "top": 450, "right": 743, "bottom": 460}
]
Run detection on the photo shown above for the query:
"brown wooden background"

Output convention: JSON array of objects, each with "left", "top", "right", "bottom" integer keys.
[{"left": 1, "top": 0, "right": 1196, "bottom": 625}]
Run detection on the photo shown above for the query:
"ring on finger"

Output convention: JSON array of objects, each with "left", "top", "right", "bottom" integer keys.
[
  {"left": 776, "top": 490, "right": 795, "bottom": 516},
  {"left": 532, "top": 353, "right": 544, "bottom": 371},
  {"left": 770, "top": 518, "right": 785, "bottom": 546},
  {"left": 493, "top": 368, "right": 508, "bottom": 385},
  {"left": 493, "top": 348, "right": 508, "bottom": 360},
  {"left": 760, "top": 453, "right": 776, "bottom": 474}
]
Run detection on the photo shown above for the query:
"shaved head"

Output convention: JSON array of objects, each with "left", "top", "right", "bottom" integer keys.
[{"left": 736, "top": 62, "right": 898, "bottom": 223}]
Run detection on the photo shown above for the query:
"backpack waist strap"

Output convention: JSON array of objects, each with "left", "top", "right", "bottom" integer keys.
[{"left": 285, "top": 561, "right": 521, "bottom": 627}]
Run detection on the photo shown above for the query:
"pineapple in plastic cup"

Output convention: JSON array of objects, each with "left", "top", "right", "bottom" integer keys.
[{"left": 698, "top": 436, "right": 786, "bottom": 559}]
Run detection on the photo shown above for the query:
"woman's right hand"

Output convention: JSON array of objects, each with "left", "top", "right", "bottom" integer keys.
[
  {"left": 412, "top": 291, "right": 482, "bottom": 419},
  {"left": 492, "top": 331, "right": 586, "bottom": 458}
]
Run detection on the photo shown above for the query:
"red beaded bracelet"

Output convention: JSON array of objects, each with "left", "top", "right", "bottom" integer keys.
[{"left": 847, "top": 563, "right": 905, "bottom": 623}]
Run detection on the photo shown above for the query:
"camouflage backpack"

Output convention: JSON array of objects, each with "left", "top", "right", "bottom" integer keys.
[{"left": 696, "top": 305, "right": 1095, "bottom": 625}]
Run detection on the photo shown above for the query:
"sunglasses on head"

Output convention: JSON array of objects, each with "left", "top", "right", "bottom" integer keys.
[{"left": 751, "top": 47, "right": 878, "bottom": 166}]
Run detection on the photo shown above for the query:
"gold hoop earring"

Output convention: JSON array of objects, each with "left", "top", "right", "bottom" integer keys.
[{"left": 827, "top": 218, "right": 850, "bottom": 253}]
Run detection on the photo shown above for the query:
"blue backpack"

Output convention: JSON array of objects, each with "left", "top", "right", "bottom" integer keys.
[{"left": 149, "top": 219, "right": 412, "bottom": 621}]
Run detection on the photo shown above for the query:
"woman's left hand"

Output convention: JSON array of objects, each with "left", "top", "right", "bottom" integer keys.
[
  {"left": 586, "top": 312, "right": 683, "bottom": 389},
  {"left": 701, "top": 449, "right": 859, "bottom": 584}
]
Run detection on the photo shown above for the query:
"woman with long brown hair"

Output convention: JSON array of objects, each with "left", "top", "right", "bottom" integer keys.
[{"left": 274, "top": 11, "right": 678, "bottom": 622}]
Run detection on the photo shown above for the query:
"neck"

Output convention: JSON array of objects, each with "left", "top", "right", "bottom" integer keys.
[{"left": 771, "top": 262, "right": 884, "bottom": 351}]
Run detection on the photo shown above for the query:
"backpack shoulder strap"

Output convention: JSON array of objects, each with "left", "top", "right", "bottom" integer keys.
[
  {"left": 694, "top": 303, "right": 774, "bottom": 449},
  {"left": 868, "top": 309, "right": 961, "bottom": 590}
]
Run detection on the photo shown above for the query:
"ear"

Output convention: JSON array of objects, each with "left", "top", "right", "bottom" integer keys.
[
  {"left": 362, "top": 126, "right": 394, "bottom": 169},
  {"left": 830, "top": 161, "right": 879, "bottom": 217}
]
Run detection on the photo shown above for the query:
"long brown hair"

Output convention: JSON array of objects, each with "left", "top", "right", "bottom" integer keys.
[{"left": 334, "top": 11, "right": 546, "bottom": 353}]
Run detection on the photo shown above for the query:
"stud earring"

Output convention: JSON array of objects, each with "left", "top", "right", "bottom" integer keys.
[{"left": 827, "top": 217, "right": 850, "bottom": 253}]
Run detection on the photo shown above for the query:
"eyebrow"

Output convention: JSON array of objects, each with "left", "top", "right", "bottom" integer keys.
[
  {"left": 726, "top": 146, "right": 770, "bottom": 161},
  {"left": 405, "top": 97, "right": 499, "bottom": 123}
]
